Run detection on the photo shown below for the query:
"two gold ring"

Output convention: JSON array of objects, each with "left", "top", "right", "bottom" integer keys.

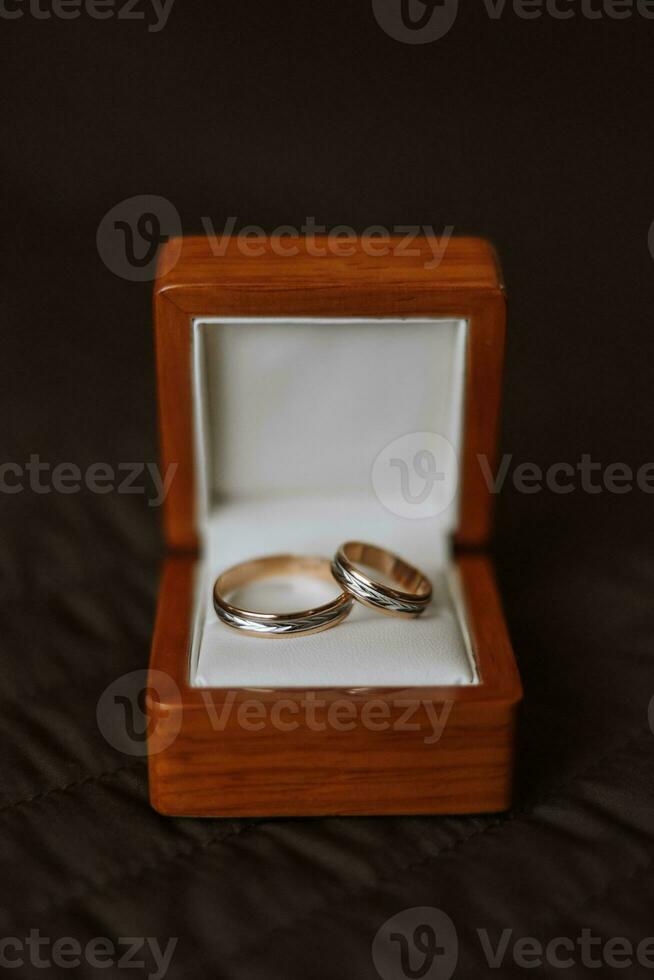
[{"left": 213, "top": 541, "right": 433, "bottom": 638}]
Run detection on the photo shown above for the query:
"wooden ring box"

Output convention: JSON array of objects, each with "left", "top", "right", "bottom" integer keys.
[{"left": 147, "top": 235, "right": 522, "bottom": 817}]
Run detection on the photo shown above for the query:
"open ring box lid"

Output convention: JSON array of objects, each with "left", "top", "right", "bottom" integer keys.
[{"left": 148, "top": 235, "right": 522, "bottom": 817}]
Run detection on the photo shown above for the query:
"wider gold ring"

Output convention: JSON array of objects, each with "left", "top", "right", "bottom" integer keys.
[{"left": 213, "top": 554, "right": 353, "bottom": 638}]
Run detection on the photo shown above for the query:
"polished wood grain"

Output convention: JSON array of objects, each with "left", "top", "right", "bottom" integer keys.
[
  {"left": 154, "top": 235, "right": 506, "bottom": 552},
  {"left": 148, "top": 554, "right": 521, "bottom": 817}
]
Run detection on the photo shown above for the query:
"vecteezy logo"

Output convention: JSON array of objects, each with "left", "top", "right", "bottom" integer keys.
[
  {"left": 96, "top": 194, "right": 182, "bottom": 281},
  {"left": 372, "top": 907, "right": 458, "bottom": 980},
  {"left": 372, "top": 0, "right": 459, "bottom": 43},
  {"left": 371, "top": 432, "right": 458, "bottom": 520},
  {"left": 96, "top": 669, "right": 181, "bottom": 757}
]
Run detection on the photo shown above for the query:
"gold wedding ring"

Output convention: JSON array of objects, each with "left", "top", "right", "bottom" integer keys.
[
  {"left": 331, "top": 541, "right": 432, "bottom": 618},
  {"left": 213, "top": 554, "right": 353, "bottom": 637}
]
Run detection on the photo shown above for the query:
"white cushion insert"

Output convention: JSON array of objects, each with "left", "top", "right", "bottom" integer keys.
[{"left": 189, "top": 317, "right": 478, "bottom": 688}]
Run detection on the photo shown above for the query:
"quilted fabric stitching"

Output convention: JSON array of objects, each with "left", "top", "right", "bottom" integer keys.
[
  {"left": 0, "top": 761, "right": 143, "bottom": 817},
  {"left": 27, "top": 819, "right": 264, "bottom": 920}
]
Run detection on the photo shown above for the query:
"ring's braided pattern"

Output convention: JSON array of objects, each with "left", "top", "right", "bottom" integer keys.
[
  {"left": 331, "top": 557, "right": 428, "bottom": 616},
  {"left": 215, "top": 597, "right": 353, "bottom": 635}
]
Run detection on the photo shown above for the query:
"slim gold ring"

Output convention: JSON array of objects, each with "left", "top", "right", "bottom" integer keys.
[
  {"left": 213, "top": 554, "right": 354, "bottom": 637},
  {"left": 331, "top": 541, "right": 432, "bottom": 618}
]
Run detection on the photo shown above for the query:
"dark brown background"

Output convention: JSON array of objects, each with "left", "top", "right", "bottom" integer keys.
[{"left": 2, "top": 3, "right": 653, "bottom": 977}]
